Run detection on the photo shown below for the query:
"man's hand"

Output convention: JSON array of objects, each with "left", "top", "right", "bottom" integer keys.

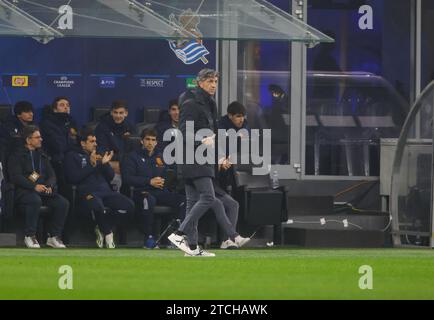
[
  {"left": 102, "top": 151, "right": 114, "bottom": 165},
  {"left": 218, "top": 157, "right": 232, "bottom": 171},
  {"left": 35, "top": 184, "right": 49, "bottom": 193},
  {"left": 150, "top": 177, "right": 165, "bottom": 189},
  {"left": 90, "top": 150, "right": 98, "bottom": 167},
  {"left": 201, "top": 134, "right": 215, "bottom": 146}
]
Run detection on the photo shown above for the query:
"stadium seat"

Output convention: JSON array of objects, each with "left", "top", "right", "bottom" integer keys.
[
  {"left": 83, "top": 121, "right": 98, "bottom": 132},
  {"left": 128, "top": 186, "right": 177, "bottom": 244},
  {"left": 143, "top": 107, "right": 161, "bottom": 123},
  {"left": 91, "top": 106, "right": 110, "bottom": 121},
  {"left": 0, "top": 104, "right": 12, "bottom": 123},
  {"left": 136, "top": 122, "right": 155, "bottom": 136},
  {"left": 233, "top": 164, "right": 287, "bottom": 243}
]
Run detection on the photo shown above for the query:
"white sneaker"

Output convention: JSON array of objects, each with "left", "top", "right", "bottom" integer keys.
[
  {"left": 46, "top": 236, "right": 66, "bottom": 248},
  {"left": 185, "top": 248, "right": 216, "bottom": 257},
  {"left": 220, "top": 239, "right": 238, "bottom": 249},
  {"left": 95, "top": 226, "right": 104, "bottom": 248},
  {"left": 234, "top": 235, "right": 250, "bottom": 248},
  {"left": 105, "top": 233, "right": 115, "bottom": 249},
  {"left": 168, "top": 233, "right": 192, "bottom": 255},
  {"left": 24, "top": 236, "right": 40, "bottom": 249}
]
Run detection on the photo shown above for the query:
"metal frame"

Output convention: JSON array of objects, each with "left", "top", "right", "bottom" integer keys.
[
  {"left": 0, "top": 0, "right": 63, "bottom": 43},
  {"left": 389, "top": 81, "right": 434, "bottom": 247}
]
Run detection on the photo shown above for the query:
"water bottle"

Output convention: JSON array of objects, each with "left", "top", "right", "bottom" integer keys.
[{"left": 271, "top": 170, "right": 279, "bottom": 189}]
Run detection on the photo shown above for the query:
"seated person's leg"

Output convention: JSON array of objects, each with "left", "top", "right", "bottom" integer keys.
[
  {"left": 43, "top": 194, "right": 69, "bottom": 239},
  {"left": 218, "top": 193, "right": 239, "bottom": 234},
  {"left": 134, "top": 193, "right": 156, "bottom": 240},
  {"left": 102, "top": 192, "right": 135, "bottom": 230},
  {"left": 210, "top": 197, "right": 238, "bottom": 242},
  {"left": 81, "top": 194, "right": 113, "bottom": 236},
  {"left": 18, "top": 192, "right": 42, "bottom": 242}
]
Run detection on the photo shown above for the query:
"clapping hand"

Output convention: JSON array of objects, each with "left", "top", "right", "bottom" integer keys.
[
  {"left": 90, "top": 150, "right": 98, "bottom": 167},
  {"left": 102, "top": 151, "right": 114, "bottom": 164}
]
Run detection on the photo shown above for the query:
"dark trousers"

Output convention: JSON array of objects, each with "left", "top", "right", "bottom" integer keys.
[
  {"left": 18, "top": 192, "right": 69, "bottom": 237},
  {"left": 51, "top": 160, "right": 67, "bottom": 196},
  {"left": 135, "top": 190, "right": 186, "bottom": 237},
  {"left": 81, "top": 191, "right": 134, "bottom": 235}
]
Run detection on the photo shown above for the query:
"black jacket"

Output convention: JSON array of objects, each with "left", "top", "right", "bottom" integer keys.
[
  {"left": 155, "top": 119, "right": 178, "bottom": 154},
  {"left": 121, "top": 148, "right": 169, "bottom": 193},
  {"left": 40, "top": 112, "right": 78, "bottom": 162},
  {"left": 218, "top": 115, "right": 250, "bottom": 132},
  {"left": 7, "top": 146, "right": 56, "bottom": 200},
  {"left": 64, "top": 149, "right": 114, "bottom": 196},
  {"left": 178, "top": 87, "right": 218, "bottom": 179},
  {"left": 0, "top": 116, "right": 35, "bottom": 161},
  {"left": 94, "top": 113, "right": 136, "bottom": 161}
]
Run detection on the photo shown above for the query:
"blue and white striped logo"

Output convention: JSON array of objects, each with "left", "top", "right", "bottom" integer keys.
[{"left": 168, "top": 40, "right": 209, "bottom": 65}]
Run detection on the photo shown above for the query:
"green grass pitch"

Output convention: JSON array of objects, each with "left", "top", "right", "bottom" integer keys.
[{"left": 1, "top": 248, "right": 434, "bottom": 300}]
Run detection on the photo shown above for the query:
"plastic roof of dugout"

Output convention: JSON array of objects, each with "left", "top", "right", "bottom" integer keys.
[{"left": 0, "top": 0, "right": 333, "bottom": 44}]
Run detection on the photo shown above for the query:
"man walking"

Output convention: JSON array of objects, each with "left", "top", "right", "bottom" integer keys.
[{"left": 168, "top": 69, "right": 249, "bottom": 257}]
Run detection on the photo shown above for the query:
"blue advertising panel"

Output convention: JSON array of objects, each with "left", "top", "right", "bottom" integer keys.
[{"left": 0, "top": 37, "right": 216, "bottom": 126}]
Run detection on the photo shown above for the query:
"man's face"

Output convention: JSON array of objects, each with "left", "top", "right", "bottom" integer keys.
[
  {"left": 272, "top": 91, "right": 283, "bottom": 100},
  {"left": 142, "top": 135, "right": 157, "bottom": 153},
  {"left": 17, "top": 111, "right": 33, "bottom": 123},
  {"left": 81, "top": 135, "right": 97, "bottom": 153},
  {"left": 26, "top": 130, "right": 42, "bottom": 149},
  {"left": 169, "top": 105, "right": 180, "bottom": 123},
  {"left": 54, "top": 99, "right": 70, "bottom": 114},
  {"left": 111, "top": 107, "right": 128, "bottom": 124},
  {"left": 228, "top": 113, "right": 245, "bottom": 129},
  {"left": 198, "top": 77, "right": 218, "bottom": 96}
]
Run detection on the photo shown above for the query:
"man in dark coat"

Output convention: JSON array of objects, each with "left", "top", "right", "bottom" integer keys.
[
  {"left": 168, "top": 69, "right": 249, "bottom": 257},
  {"left": 0, "top": 101, "right": 35, "bottom": 162},
  {"left": 95, "top": 100, "right": 136, "bottom": 161},
  {"left": 64, "top": 127, "right": 134, "bottom": 249},
  {"left": 155, "top": 99, "right": 180, "bottom": 154},
  {"left": 218, "top": 101, "right": 251, "bottom": 189},
  {"left": 8, "top": 125, "right": 69, "bottom": 248},
  {"left": 95, "top": 100, "right": 136, "bottom": 191},
  {"left": 40, "top": 96, "right": 78, "bottom": 194},
  {"left": 121, "top": 128, "right": 186, "bottom": 248}
]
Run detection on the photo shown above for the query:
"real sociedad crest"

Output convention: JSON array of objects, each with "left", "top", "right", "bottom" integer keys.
[{"left": 168, "top": 9, "right": 209, "bottom": 65}]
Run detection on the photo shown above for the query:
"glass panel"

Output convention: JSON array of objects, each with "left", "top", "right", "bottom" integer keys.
[
  {"left": 306, "top": 0, "right": 411, "bottom": 176},
  {"left": 422, "top": 0, "right": 434, "bottom": 90},
  {"left": 391, "top": 85, "right": 434, "bottom": 247},
  {"left": 237, "top": 41, "right": 291, "bottom": 165},
  {"left": 0, "top": 0, "right": 334, "bottom": 42}
]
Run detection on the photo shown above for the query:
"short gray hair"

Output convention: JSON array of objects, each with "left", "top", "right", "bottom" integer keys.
[{"left": 196, "top": 69, "right": 219, "bottom": 82}]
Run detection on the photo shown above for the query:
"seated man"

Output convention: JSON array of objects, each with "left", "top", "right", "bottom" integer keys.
[
  {"left": 0, "top": 101, "right": 36, "bottom": 161},
  {"left": 218, "top": 101, "right": 250, "bottom": 190},
  {"left": 64, "top": 128, "right": 134, "bottom": 249},
  {"left": 218, "top": 101, "right": 250, "bottom": 132},
  {"left": 40, "top": 96, "right": 78, "bottom": 195},
  {"left": 8, "top": 125, "right": 69, "bottom": 248},
  {"left": 155, "top": 99, "right": 179, "bottom": 154},
  {"left": 95, "top": 100, "right": 136, "bottom": 191},
  {"left": 121, "top": 128, "right": 186, "bottom": 249}
]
